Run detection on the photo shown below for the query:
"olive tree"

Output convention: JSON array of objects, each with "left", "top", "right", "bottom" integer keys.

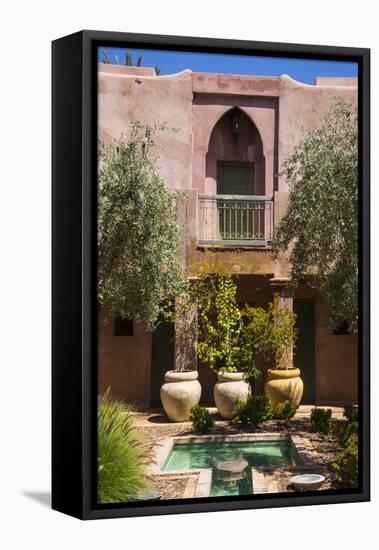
[
  {"left": 273, "top": 99, "right": 358, "bottom": 333},
  {"left": 97, "top": 123, "right": 187, "bottom": 329}
]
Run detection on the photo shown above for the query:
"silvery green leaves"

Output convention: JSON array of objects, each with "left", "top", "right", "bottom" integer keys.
[
  {"left": 97, "top": 123, "right": 187, "bottom": 330},
  {"left": 273, "top": 99, "right": 358, "bottom": 333}
]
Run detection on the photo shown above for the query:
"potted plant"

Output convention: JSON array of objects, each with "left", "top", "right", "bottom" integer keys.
[
  {"left": 242, "top": 302, "right": 302, "bottom": 408},
  {"left": 160, "top": 295, "right": 201, "bottom": 422},
  {"left": 196, "top": 275, "right": 252, "bottom": 419}
]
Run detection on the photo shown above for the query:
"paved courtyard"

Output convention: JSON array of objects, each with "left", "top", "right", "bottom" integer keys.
[{"left": 131, "top": 406, "right": 350, "bottom": 500}]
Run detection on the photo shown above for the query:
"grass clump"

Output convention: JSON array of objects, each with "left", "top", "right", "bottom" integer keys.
[{"left": 97, "top": 393, "right": 150, "bottom": 504}]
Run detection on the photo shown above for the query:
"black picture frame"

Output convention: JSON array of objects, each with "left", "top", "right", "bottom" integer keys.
[{"left": 52, "top": 30, "right": 370, "bottom": 520}]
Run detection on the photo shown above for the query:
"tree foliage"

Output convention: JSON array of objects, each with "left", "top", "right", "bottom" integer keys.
[
  {"left": 240, "top": 303, "right": 298, "bottom": 371},
  {"left": 97, "top": 123, "right": 187, "bottom": 329},
  {"left": 273, "top": 99, "right": 358, "bottom": 332}
]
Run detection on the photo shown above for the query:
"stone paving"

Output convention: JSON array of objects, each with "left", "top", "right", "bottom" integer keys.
[
  {"left": 134, "top": 406, "right": 351, "bottom": 500},
  {"left": 150, "top": 473, "right": 199, "bottom": 500}
]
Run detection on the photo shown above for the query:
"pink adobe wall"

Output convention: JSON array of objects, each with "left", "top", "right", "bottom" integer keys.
[
  {"left": 295, "top": 284, "right": 357, "bottom": 405},
  {"left": 97, "top": 64, "right": 358, "bottom": 407},
  {"left": 314, "top": 77, "right": 357, "bottom": 87},
  {"left": 99, "top": 64, "right": 156, "bottom": 77},
  {"left": 192, "top": 72, "right": 280, "bottom": 96},
  {"left": 98, "top": 312, "right": 152, "bottom": 406},
  {"left": 98, "top": 64, "right": 193, "bottom": 192},
  {"left": 192, "top": 94, "right": 278, "bottom": 196},
  {"left": 98, "top": 64, "right": 357, "bottom": 198},
  {"left": 277, "top": 75, "right": 358, "bottom": 191}
]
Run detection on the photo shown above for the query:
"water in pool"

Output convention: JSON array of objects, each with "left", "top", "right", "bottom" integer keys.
[{"left": 162, "top": 440, "right": 299, "bottom": 497}]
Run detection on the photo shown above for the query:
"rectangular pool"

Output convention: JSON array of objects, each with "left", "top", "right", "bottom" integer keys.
[{"left": 162, "top": 440, "right": 300, "bottom": 497}]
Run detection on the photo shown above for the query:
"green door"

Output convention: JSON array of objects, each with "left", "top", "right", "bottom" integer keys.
[
  {"left": 217, "top": 162, "right": 254, "bottom": 195},
  {"left": 150, "top": 315, "right": 175, "bottom": 408},
  {"left": 294, "top": 300, "right": 315, "bottom": 404},
  {"left": 217, "top": 162, "right": 255, "bottom": 240}
]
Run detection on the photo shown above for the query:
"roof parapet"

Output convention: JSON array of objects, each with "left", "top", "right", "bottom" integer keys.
[{"left": 314, "top": 76, "right": 358, "bottom": 87}]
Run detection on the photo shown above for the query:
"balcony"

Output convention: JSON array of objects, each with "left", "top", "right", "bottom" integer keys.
[{"left": 198, "top": 194, "right": 273, "bottom": 247}]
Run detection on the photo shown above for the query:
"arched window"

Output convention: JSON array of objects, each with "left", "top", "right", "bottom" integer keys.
[
  {"left": 206, "top": 108, "right": 265, "bottom": 196},
  {"left": 203, "top": 108, "right": 267, "bottom": 241}
]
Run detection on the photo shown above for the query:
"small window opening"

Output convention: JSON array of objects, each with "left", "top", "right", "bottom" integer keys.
[
  {"left": 114, "top": 316, "right": 133, "bottom": 336},
  {"left": 333, "top": 320, "right": 350, "bottom": 335}
]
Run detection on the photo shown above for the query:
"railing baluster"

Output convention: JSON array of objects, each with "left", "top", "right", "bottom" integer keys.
[
  {"left": 240, "top": 203, "right": 244, "bottom": 239},
  {"left": 230, "top": 201, "right": 233, "bottom": 239},
  {"left": 198, "top": 195, "right": 273, "bottom": 244}
]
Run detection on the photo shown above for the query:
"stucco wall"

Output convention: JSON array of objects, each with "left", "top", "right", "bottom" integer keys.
[
  {"left": 278, "top": 75, "right": 358, "bottom": 191},
  {"left": 295, "top": 284, "right": 358, "bottom": 405},
  {"left": 192, "top": 93, "right": 278, "bottom": 196},
  {"left": 97, "top": 64, "right": 358, "bottom": 408},
  {"left": 98, "top": 64, "right": 193, "bottom": 192},
  {"left": 98, "top": 312, "right": 152, "bottom": 406}
]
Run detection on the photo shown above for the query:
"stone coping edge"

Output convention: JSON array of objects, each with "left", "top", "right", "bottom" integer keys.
[{"left": 149, "top": 433, "right": 323, "bottom": 498}]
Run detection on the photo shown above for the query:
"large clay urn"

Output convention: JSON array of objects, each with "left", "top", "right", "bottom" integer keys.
[
  {"left": 214, "top": 372, "right": 251, "bottom": 419},
  {"left": 160, "top": 371, "right": 201, "bottom": 422},
  {"left": 264, "top": 368, "right": 304, "bottom": 409}
]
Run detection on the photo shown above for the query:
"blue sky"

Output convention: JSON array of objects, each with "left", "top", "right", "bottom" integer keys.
[{"left": 98, "top": 47, "right": 358, "bottom": 85}]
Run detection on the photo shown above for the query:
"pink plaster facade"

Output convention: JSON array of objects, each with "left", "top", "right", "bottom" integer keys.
[{"left": 97, "top": 62, "right": 358, "bottom": 407}]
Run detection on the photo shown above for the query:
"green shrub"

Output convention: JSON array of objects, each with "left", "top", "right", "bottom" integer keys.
[
  {"left": 248, "top": 395, "right": 273, "bottom": 426},
  {"left": 310, "top": 408, "right": 335, "bottom": 435},
  {"left": 339, "top": 420, "right": 358, "bottom": 448},
  {"left": 274, "top": 400, "right": 297, "bottom": 420},
  {"left": 232, "top": 400, "right": 251, "bottom": 427},
  {"left": 240, "top": 303, "right": 298, "bottom": 371},
  {"left": 232, "top": 395, "right": 273, "bottom": 428},
  {"left": 332, "top": 433, "right": 358, "bottom": 484},
  {"left": 190, "top": 405, "right": 214, "bottom": 434},
  {"left": 344, "top": 404, "right": 358, "bottom": 423},
  {"left": 97, "top": 394, "right": 150, "bottom": 504}
]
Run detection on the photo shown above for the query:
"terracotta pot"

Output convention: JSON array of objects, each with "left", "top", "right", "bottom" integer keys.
[
  {"left": 264, "top": 368, "right": 304, "bottom": 409},
  {"left": 160, "top": 371, "right": 201, "bottom": 422},
  {"left": 214, "top": 372, "right": 251, "bottom": 419}
]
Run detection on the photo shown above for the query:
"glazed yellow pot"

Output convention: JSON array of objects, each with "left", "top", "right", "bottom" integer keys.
[{"left": 264, "top": 368, "right": 304, "bottom": 409}]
